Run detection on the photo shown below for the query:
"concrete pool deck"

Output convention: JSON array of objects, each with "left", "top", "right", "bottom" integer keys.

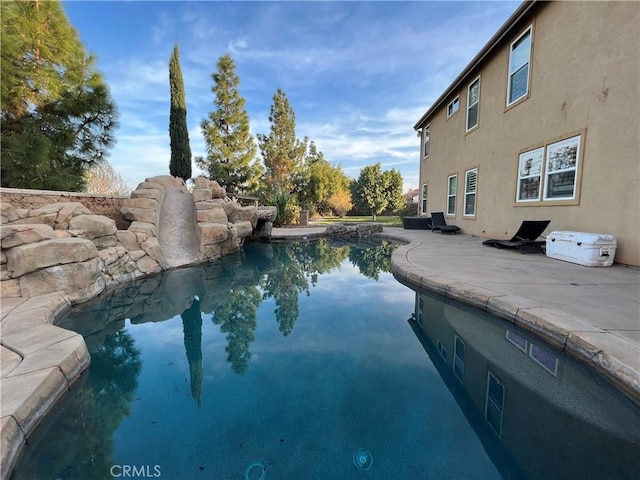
[
  {"left": 272, "top": 225, "right": 639, "bottom": 404},
  {"left": 1, "top": 224, "right": 638, "bottom": 476}
]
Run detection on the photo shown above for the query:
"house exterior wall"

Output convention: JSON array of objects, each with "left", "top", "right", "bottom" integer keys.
[{"left": 417, "top": 1, "right": 639, "bottom": 265}]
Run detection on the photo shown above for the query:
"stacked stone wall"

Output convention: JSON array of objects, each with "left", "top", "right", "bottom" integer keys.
[
  {"left": 0, "top": 176, "right": 276, "bottom": 305},
  {"left": 0, "top": 187, "right": 129, "bottom": 230}
]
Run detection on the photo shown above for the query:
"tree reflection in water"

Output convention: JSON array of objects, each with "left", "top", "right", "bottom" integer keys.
[
  {"left": 348, "top": 239, "right": 396, "bottom": 280},
  {"left": 181, "top": 298, "right": 203, "bottom": 406},
  {"left": 11, "top": 330, "right": 142, "bottom": 480},
  {"left": 10, "top": 238, "right": 400, "bottom": 479},
  {"left": 212, "top": 286, "right": 261, "bottom": 375},
  {"left": 258, "top": 240, "right": 350, "bottom": 335}
]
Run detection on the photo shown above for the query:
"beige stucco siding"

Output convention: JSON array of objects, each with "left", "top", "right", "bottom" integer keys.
[{"left": 419, "top": 1, "right": 639, "bottom": 265}]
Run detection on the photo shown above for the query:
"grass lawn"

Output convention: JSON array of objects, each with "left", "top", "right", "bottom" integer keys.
[{"left": 311, "top": 215, "right": 402, "bottom": 227}]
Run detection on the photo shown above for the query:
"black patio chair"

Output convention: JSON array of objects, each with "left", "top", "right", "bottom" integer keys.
[
  {"left": 430, "top": 212, "right": 460, "bottom": 234},
  {"left": 482, "top": 220, "right": 551, "bottom": 253}
]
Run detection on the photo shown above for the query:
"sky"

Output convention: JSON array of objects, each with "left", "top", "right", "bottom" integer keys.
[{"left": 62, "top": 0, "right": 521, "bottom": 192}]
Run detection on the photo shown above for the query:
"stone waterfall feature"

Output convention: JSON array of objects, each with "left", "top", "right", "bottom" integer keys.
[
  {"left": 1, "top": 175, "right": 277, "bottom": 302},
  {"left": 157, "top": 187, "right": 201, "bottom": 267}
]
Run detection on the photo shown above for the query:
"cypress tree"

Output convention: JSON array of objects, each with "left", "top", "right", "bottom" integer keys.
[{"left": 169, "top": 42, "right": 192, "bottom": 181}]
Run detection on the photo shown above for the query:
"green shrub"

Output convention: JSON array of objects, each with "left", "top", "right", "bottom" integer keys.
[{"left": 264, "top": 189, "right": 300, "bottom": 226}]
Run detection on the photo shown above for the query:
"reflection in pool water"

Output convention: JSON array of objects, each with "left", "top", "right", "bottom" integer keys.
[
  {"left": 11, "top": 239, "right": 640, "bottom": 479},
  {"left": 408, "top": 287, "right": 640, "bottom": 480}
]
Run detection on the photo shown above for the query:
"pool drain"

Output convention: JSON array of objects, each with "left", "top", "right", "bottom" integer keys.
[
  {"left": 244, "top": 462, "right": 266, "bottom": 480},
  {"left": 353, "top": 448, "right": 373, "bottom": 471}
]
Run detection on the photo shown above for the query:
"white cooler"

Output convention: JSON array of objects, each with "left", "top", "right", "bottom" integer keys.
[{"left": 546, "top": 231, "right": 616, "bottom": 267}]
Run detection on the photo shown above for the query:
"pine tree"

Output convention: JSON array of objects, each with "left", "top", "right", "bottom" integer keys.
[
  {"left": 168, "top": 42, "right": 192, "bottom": 181},
  {"left": 198, "top": 54, "right": 261, "bottom": 194},
  {"left": 257, "top": 89, "right": 307, "bottom": 196},
  {"left": 1, "top": 0, "right": 118, "bottom": 191}
]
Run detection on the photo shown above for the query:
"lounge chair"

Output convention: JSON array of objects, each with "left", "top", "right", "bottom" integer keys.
[
  {"left": 430, "top": 212, "right": 460, "bottom": 234},
  {"left": 482, "top": 220, "right": 551, "bottom": 253}
]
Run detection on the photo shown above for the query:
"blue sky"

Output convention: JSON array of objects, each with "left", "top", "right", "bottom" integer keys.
[{"left": 62, "top": 0, "right": 520, "bottom": 191}]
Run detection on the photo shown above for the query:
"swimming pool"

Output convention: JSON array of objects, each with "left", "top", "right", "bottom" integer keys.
[{"left": 11, "top": 239, "right": 640, "bottom": 479}]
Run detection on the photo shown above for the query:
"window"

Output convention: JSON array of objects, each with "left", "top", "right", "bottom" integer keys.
[
  {"left": 544, "top": 135, "right": 580, "bottom": 200},
  {"left": 485, "top": 372, "right": 505, "bottom": 437},
  {"left": 529, "top": 343, "right": 558, "bottom": 376},
  {"left": 437, "top": 339, "right": 448, "bottom": 361},
  {"left": 515, "top": 134, "right": 582, "bottom": 203},
  {"left": 423, "top": 126, "right": 430, "bottom": 157},
  {"left": 447, "top": 174, "right": 457, "bottom": 215},
  {"left": 463, "top": 168, "right": 477, "bottom": 216},
  {"left": 421, "top": 184, "right": 428, "bottom": 214},
  {"left": 466, "top": 77, "right": 480, "bottom": 131},
  {"left": 506, "top": 330, "right": 528, "bottom": 353},
  {"left": 447, "top": 97, "right": 460, "bottom": 117},
  {"left": 453, "top": 335, "right": 465, "bottom": 382},
  {"left": 508, "top": 27, "right": 532, "bottom": 106},
  {"left": 516, "top": 147, "right": 543, "bottom": 202}
]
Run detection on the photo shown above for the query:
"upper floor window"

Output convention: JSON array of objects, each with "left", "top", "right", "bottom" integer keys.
[
  {"left": 447, "top": 97, "right": 460, "bottom": 118},
  {"left": 508, "top": 26, "right": 532, "bottom": 106},
  {"left": 447, "top": 174, "right": 457, "bottom": 215},
  {"left": 463, "top": 168, "right": 477, "bottom": 216},
  {"left": 423, "top": 126, "right": 430, "bottom": 157},
  {"left": 466, "top": 77, "right": 480, "bottom": 131}
]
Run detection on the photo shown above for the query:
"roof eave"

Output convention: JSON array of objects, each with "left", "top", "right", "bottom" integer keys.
[{"left": 413, "top": 0, "right": 540, "bottom": 131}]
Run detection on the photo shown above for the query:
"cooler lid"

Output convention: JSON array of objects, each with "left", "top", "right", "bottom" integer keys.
[{"left": 547, "top": 231, "right": 617, "bottom": 245}]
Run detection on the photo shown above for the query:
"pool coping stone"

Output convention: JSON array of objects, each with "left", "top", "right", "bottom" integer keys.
[{"left": 377, "top": 227, "right": 640, "bottom": 407}]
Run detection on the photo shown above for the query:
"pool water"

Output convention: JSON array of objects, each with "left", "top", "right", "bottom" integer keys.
[{"left": 11, "top": 239, "right": 640, "bottom": 479}]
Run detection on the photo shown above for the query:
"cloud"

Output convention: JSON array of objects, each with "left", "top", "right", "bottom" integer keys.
[
  {"left": 72, "top": 0, "right": 520, "bottom": 192},
  {"left": 228, "top": 37, "right": 248, "bottom": 53}
]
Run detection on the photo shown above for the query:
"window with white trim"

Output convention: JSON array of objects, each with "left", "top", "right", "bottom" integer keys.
[
  {"left": 437, "top": 339, "right": 448, "bottom": 361},
  {"left": 515, "top": 134, "right": 582, "bottom": 203},
  {"left": 447, "top": 174, "right": 457, "bottom": 215},
  {"left": 508, "top": 26, "right": 532, "bottom": 106},
  {"left": 423, "top": 126, "right": 430, "bottom": 158},
  {"left": 485, "top": 372, "right": 505, "bottom": 437},
  {"left": 529, "top": 343, "right": 558, "bottom": 377},
  {"left": 453, "top": 335, "right": 465, "bottom": 382},
  {"left": 463, "top": 168, "right": 477, "bottom": 216},
  {"left": 447, "top": 97, "right": 460, "bottom": 117},
  {"left": 421, "top": 183, "right": 428, "bottom": 215},
  {"left": 516, "top": 147, "right": 543, "bottom": 202},
  {"left": 544, "top": 135, "right": 580, "bottom": 200},
  {"left": 506, "top": 330, "right": 528, "bottom": 353},
  {"left": 466, "top": 77, "right": 480, "bottom": 131}
]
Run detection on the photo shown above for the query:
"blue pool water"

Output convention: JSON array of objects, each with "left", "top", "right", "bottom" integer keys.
[{"left": 11, "top": 239, "right": 640, "bottom": 479}]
